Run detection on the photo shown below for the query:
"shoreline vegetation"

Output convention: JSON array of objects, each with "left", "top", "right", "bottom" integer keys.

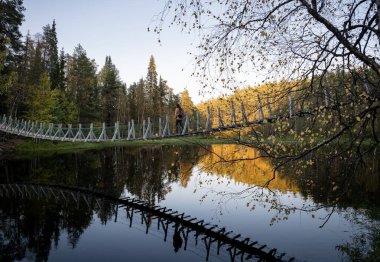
[
  {"left": 2, "top": 131, "right": 377, "bottom": 159},
  {"left": 0, "top": 135, "right": 234, "bottom": 158}
]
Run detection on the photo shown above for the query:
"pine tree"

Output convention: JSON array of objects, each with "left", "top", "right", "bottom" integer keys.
[
  {"left": 145, "top": 55, "right": 158, "bottom": 118},
  {"left": 0, "top": 0, "right": 25, "bottom": 62},
  {"left": 0, "top": 0, "right": 25, "bottom": 114},
  {"left": 136, "top": 78, "right": 145, "bottom": 123},
  {"left": 57, "top": 48, "right": 66, "bottom": 90},
  {"left": 98, "top": 56, "right": 123, "bottom": 124},
  {"left": 42, "top": 20, "right": 59, "bottom": 89},
  {"left": 66, "top": 44, "right": 98, "bottom": 122},
  {"left": 29, "top": 41, "right": 44, "bottom": 86},
  {"left": 127, "top": 82, "right": 138, "bottom": 120}
]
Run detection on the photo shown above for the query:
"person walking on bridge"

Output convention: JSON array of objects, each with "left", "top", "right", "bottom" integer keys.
[{"left": 175, "top": 104, "right": 184, "bottom": 134}]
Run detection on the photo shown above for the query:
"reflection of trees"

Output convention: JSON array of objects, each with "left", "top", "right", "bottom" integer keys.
[
  {"left": 0, "top": 198, "right": 93, "bottom": 261},
  {"left": 198, "top": 144, "right": 379, "bottom": 213},
  {"left": 2, "top": 145, "right": 201, "bottom": 204},
  {"left": 280, "top": 147, "right": 380, "bottom": 213},
  {"left": 198, "top": 144, "right": 380, "bottom": 259},
  {"left": 197, "top": 144, "right": 298, "bottom": 192},
  {"left": 0, "top": 145, "right": 203, "bottom": 261},
  {"left": 336, "top": 208, "right": 380, "bottom": 261},
  {"left": 123, "top": 145, "right": 201, "bottom": 203}
]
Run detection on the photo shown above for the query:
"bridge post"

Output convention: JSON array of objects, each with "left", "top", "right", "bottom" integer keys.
[
  {"left": 181, "top": 115, "right": 189, "bottom": 135},
  {"left": 127, "top": 120, "right": 135, "bottom": 140},
  {"left": 143, "top": 118, "right": 151, "bottom": 140},
  {"left": 53, "top": 124, "right": 64, "bottom": 140},
  {"left": 17, "top": 119, "right": 24, "bottom": 135},
  {"left": 217, "top": 107, "right": 224, "bottom": 128},
  {"left": 112, "top": 121, "right": 121, "bottom": 141},
  {"left": 257, "top": 94, "right": 265, "bottom": 122},
  {"left": 142, "top": 119, "right": 146, "bottom": 139},
  {"left": 97, "top": 123, "right": 108, "bottom": 142},
  {"left": 230, "top": 100, "right": 237, "bottom": 127},
  {"left": 12, "top": 118, "right": 19, "bottom": 133},
  {"left": 43, "top": 123, "right": 54, "bottom": 139},
  {"left": 241, "top": 102, "right": 248, "bottom": 125},
  {"left": 205, "top": 106, "right": 212, "bottom": 131},
  {"left": 159, "top": 117, "right": 162, "bottom": 137},
  {"left": 27, "top": 121, "right": 35, "bottom": 137},
  {"left": 17, "top": 119, "right": 22, "bottom": 133},
  {"left": 73, "top": 124, "right": 85, "bottom": 142},
  {"left": 288, "top": 91, "right": 294, "bottom": 118},
  {"left": 24, "top": 120, "right": 30, "bottom": 135},
  {"left": 5, "top": 116, "right": 12, "bottom": 131},
  {"left": 196, "top": 111, "right": 200, "bottom": 132},
  {"left": 266, "top": 97, "right": 273, "bottom": 119},
  {"left": 26, "top": 120, "right": 32, "bottom": 135},
  {"left": 63, "top": 124, "right": 74, "bottom": 141},
  {"left": 127, "top": 121, "right": 131, "bottom": 140},
  {"left": 34, "top": 122, "right": 44, "bottom": 139},
  {"left": 162, "top": 114, "right": 170, "bottom": 137},
  {"left": 85, "top": 123, "right": 97, "bottom": 142}
]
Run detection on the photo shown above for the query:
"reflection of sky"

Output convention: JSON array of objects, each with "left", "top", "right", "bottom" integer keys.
[{"left": 150, "top": 166, "right": 370, "bottom": 262}]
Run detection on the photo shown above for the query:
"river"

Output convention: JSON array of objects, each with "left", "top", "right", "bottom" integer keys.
[{"left": 0, "top": 144, "right": 379, "bottom": 261}]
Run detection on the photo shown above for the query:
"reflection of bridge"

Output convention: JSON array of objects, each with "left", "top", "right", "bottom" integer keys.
[
  {"left": 0, "top": 183, "right": 295, "bottom": 262},
  {"left": 0, "top": 94, "right": 299, "bottom": 142}
]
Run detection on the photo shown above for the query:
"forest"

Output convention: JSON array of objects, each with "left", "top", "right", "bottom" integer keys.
[{"left": 0, "top": 4, "right": 187, "bottom": 126}]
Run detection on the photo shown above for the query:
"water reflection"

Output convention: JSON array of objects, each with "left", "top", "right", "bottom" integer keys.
[{"left": 0, "top": 144, "right": 379, "bottom": 261}]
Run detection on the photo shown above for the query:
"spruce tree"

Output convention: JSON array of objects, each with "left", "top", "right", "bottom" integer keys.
[
  {"left": 42, "top": 20, "right": 59, "bottom": 89},
  {"left": 98, "top": 56, "right": 123, "bottom": 124},
  {"left": 57, "top": 48, "right": 66, "bottom": 90},
  {"left": 0, "top": 0, "right": 25, "bottom": 63},
  {"left": 145, "top": 55, "right": 158, "bottom": 118},
  {"left": 66, "top": 44, "right": 98, "bottom": 122}
]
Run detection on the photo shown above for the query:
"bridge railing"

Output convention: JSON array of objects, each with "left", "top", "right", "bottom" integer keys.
[{"left": 0, "top": 86, "right": 346, "bottom": 142}]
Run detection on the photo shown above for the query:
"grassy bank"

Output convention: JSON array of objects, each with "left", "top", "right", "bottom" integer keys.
[{"left": 16, "top": 136, "right": 236, "bottom": 157}]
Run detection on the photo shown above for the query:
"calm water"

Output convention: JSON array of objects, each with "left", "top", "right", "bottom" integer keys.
[{"left": 0, "top": 144, "right": 379, "bottom": 261}]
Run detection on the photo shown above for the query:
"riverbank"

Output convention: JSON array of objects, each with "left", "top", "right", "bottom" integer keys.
[{"left": 7, "top": 135, "right": 235, "bottom": 158}]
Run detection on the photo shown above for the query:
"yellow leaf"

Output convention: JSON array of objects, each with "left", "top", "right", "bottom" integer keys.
[{"left": 356, "top": 116, "right": 361, "bottom": 122}]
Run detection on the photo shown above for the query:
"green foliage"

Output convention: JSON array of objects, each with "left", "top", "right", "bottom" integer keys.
[
  {"left": 98, "top": 56, "right": 123, "bottom": 124},
  {"left": 1, "top": 5, "right": 183, "bottom": 128},
  {"left": 0, "top": 0, "right": 25, "bottom": 60},
  {"left": 66, "top": 44, "right": 98, "bottom": 122},
  {"left": 42, "top": 20, "right": 59, "bottom": 89}
]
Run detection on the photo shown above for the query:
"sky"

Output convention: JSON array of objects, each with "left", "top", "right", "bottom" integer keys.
[{"left": 20, "top": 0, "right": 205, "bottom": 103}]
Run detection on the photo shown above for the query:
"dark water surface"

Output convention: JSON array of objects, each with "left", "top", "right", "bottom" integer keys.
[{"left": 0, "top": 144, "right": 379, "bottom": 261}]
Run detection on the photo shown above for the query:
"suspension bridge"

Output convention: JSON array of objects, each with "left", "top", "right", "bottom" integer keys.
[
  {"left": 0, "top": 93, "right": 302, "bottom": 142},
  {"left": 0, "top": 183, "right": 295, "bottom": 261}
]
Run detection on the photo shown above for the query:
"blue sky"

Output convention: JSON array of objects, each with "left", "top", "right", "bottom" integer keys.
[{"left": 20, "top": 0, "right": 204, "bottom": 102}]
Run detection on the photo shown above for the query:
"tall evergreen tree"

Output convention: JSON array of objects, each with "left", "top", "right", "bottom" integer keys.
[
  {"left": 57, "top": 48, "right": 66, "bottom": 90},
  {"left": 0, "top": 0, "right": 25, "bottom": 63},
  {"left": 145, "top": 55, "right": 158, "bottom": 118},
  {"left": 42, "top": 20, "right": 59, "bottom": 89},
  {"left": 136, "top": 77, "right": 145, "bottom": 123},
  {"left": 0, "top": 0, "right": 25, "bottom": 114},
  {"left": 98, "top": 56, "right": 123, "bottom": 124},
  {"left": 66, "top": 44, "right": 98, "bottom": 122},
  {"left": 28, "top": 41, "right": 44, "bottom": 86},
  {"left": 127, "top": 82, "right": 138, "bottom": 120}
]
